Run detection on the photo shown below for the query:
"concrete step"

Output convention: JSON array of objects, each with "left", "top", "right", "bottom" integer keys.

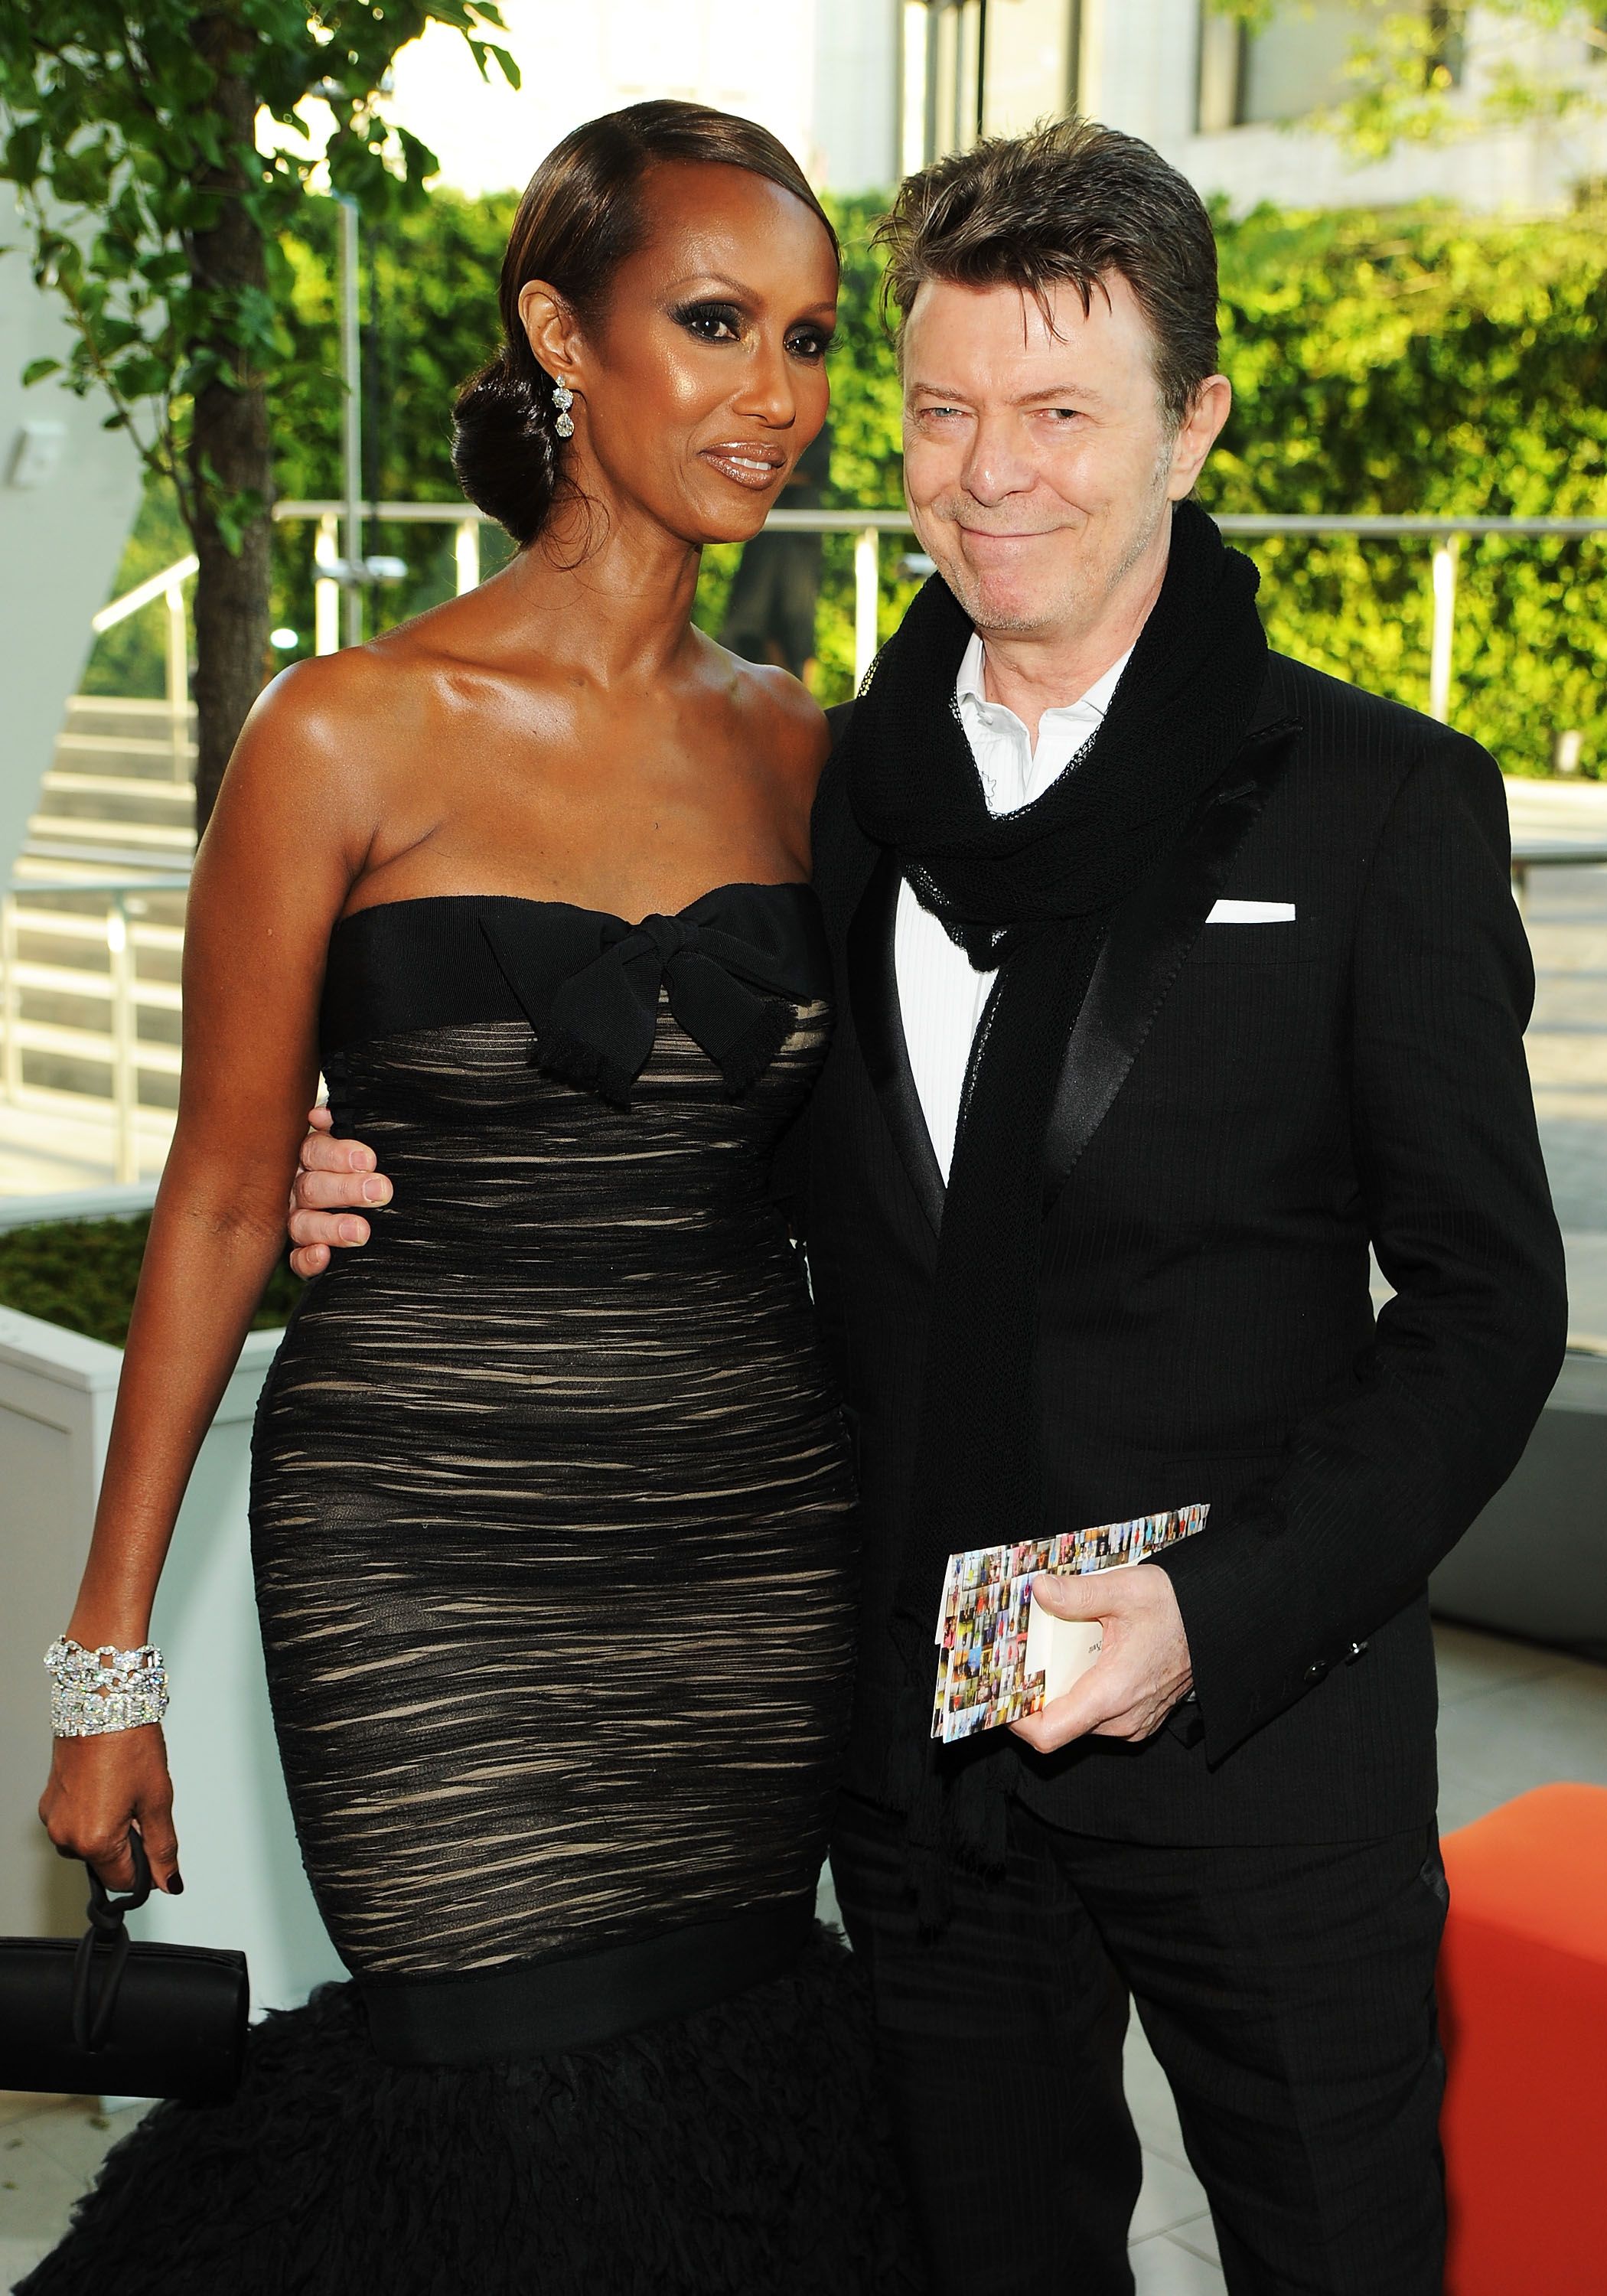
[
  {"left": 44, "top": 772, "right": 194, "bottom": 803},
  {"left": 38, "top": 778, "right": 195, "bottom": 831},
  {"left": 9, "top": 700, "right": 194, "bottom": 1122},
  {"left": 27, "top": 815, "right": 195, "bottom": 856},
  {"left": 49, "top": 740, "right": 195, "bottom": 786}
]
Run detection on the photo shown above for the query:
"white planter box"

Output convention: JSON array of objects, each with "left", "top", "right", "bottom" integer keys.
[{"left": 0, "top": 1303, "right": 344, "bottom": 2014}]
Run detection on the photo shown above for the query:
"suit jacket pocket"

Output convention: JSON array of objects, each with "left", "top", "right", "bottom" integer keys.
[{"left": 1188, "top": 921, "right": 1314, "bottom": 968}]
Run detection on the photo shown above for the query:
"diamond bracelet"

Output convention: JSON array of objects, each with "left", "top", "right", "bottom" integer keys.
[{"left": 45, "top": 1636, "right": 169, "bottom": 1737}]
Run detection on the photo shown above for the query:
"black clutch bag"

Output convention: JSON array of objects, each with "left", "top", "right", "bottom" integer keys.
[{"left": 0, "top": 1832, "right": 249, "bottom": 2103}]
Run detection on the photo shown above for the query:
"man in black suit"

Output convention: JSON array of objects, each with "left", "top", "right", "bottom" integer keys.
[{"left": 289, "top": 121, "right": 1566, "bottom": 2296}]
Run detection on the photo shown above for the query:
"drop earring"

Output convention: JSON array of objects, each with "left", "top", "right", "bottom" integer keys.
[{"left": 552, "top": 380, "right": 574, "bottom": 440}]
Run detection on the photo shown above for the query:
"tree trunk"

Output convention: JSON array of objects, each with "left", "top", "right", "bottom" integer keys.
[{"left": 186, "top": 22, "right": 274, "bottom": 837}]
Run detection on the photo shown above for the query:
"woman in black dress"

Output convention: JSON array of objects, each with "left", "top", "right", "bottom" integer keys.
[{"left": 33, "top": 100, "right": 919, "bottom": 2294}]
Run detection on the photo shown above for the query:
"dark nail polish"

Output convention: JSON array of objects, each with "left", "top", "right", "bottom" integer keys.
[{"left": 167, "top": 1871, "right": 184, "bottom": 1895}]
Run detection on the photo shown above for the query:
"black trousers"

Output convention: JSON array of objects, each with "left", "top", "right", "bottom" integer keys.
[{"left": 830, "top": 1792, "right": 1448, "bottom": 2296}]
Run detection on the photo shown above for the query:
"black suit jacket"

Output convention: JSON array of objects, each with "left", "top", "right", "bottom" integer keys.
[{"left": 797, "top": 651, "right": 1568, "bottom": 1845}]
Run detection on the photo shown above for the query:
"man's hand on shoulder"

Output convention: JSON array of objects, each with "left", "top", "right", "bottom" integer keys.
[
  {"left": 287, "top": 1107, "right": 392, "bottom": 1277},
  {"left": 1009, "top": 1562, "right": 1194, "bottom": 1753}
]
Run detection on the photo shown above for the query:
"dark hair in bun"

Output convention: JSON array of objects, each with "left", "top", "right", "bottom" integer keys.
[{"left": 452, "top": 99, "right": 839, "bottom": 548}]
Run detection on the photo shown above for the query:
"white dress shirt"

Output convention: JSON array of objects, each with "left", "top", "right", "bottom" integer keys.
[{"left": 893, "top": 632, "right": 1133, "bottom": 1182}]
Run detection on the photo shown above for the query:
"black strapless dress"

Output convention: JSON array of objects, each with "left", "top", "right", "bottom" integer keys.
[{"left": 23, "top": 885, "right": 923, "bottom": 2296}]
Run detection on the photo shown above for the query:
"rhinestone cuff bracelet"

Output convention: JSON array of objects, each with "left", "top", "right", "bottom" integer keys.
[{"left": 46, "top": 1636, "right": 169, "bottom": 1737}]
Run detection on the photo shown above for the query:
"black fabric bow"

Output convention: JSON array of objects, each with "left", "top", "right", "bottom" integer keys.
[{"left": 480, "top": 910, "right": 800, "bottom": 1107}]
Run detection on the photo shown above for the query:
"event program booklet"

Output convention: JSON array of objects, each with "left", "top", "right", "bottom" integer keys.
[{"left": 931, "top": 1505, "right": 1208, "bottom": 1745}]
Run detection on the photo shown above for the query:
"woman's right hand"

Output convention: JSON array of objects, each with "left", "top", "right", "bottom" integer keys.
[{"left": 39, "top": 1727, "right": 182, "bottom": 1894}]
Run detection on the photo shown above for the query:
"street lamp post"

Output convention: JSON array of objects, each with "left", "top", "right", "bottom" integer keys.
[{"left": 340, "top": 197, "right": 364, "bottom": 652}]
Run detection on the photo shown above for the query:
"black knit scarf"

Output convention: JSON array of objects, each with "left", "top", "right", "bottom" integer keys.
[{"left": 840, "top": 501, "right": 1270, "bottom": 1905}]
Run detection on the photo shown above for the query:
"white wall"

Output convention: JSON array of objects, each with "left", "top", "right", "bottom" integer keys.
[
  {"left": 1178, "top": 108, "right": 1607, "bottom": 217},
  {"left": 0, "top": 197, "right": 142, "bottom": 888}
]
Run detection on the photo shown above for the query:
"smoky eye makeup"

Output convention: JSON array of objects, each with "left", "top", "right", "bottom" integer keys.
[
  {"left": 670, "top": 298, "right": 745, "bottom": 342},
  {"left": 667, "top": 298, "right": 836, "bottom": 361}
]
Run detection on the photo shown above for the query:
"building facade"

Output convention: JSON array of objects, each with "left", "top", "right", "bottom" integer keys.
[
  {"left": 374, "top": 0, "right": 893, "bottom": 201},
  {"left": 373, "top": 2, "right": 1607, "bottom": 209},
  {"left": 892, "top": 1, "right": 1607, "bottom": 211}
]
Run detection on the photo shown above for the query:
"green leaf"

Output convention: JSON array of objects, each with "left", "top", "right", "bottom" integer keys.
[
  {"left": 114, "top": 352, "right": 173, "bottom": 400},
  {"left": 21, "top": 356, "right": 62, "bottom": 386},
  {"left": 2, "top": 118, "right": 45, "bottom": 188}
]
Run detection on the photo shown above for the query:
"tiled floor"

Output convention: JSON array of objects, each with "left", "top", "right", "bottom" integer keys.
[{"left": 5, "top": 1623, "right": 1604, "bottom": 2291}]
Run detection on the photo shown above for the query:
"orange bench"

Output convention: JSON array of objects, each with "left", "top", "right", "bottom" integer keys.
[{"left": 1439, "top": 1782, "right": 1607, "bottom": 2296}]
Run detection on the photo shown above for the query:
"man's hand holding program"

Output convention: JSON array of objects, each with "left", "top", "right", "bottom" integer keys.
[{"left": 1009, "top": 1562, "right": 1193, "bottom": 1752}]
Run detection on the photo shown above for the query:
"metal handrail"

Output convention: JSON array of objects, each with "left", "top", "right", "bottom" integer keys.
[
  {"left": 266, "top": 498, "right": 1607, "bottom": 706},
  {"left": 1217, "top": 515, "right": 1607, "bottom": 537},
  {"left": 97, "top": 512, "right": 1607, "bottom": 613},
  {"left": 85, "top": 565, "right": 197, "bottom": 781},
  {"left": 270, "top": 500, "right": 1607, "bottom": 538},
  {"left": 91, "top": 557, "right": 198, "bottom": 631},
  {"left": 94, "top": 506, "right": 1607, "bottom": 708}
]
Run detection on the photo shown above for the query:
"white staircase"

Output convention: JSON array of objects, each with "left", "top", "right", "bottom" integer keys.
[{"left": 3, "top": 696, "right": 195, "bottom": 1179}]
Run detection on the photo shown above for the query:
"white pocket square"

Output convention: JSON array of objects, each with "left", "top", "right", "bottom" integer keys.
[{"left": 1207, "top": 899, "right": 1296, "bottom": 924}]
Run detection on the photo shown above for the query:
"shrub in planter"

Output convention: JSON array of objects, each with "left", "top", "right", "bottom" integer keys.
[{"left": 0, "top": 1214, "right": 298, "bottom": 1347}]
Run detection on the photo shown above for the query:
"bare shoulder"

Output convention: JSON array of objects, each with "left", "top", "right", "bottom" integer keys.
[
  {"left": 218, "top": 628, "right": 453, "bottom": 835},
  {"left": 719, "top": 650, "right": 832, "bottom": 806},
  {"left": 223, "top": 652, "right": 359, "bottom": 795},
  {"left": 234, "top": 643, "right": 416, "bottom": 768}
]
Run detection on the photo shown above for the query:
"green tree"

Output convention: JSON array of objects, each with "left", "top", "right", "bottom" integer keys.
[{"left": 0, "top": 0, "right": 516, "bottom": 827}]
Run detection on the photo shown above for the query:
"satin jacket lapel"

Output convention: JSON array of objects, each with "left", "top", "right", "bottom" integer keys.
[
  {"left": 847, "top": 846, "right": 947, "bottom": 1237},
  {"left": 1042, "top": 705, "right": 1302, "bottom": 1212}
]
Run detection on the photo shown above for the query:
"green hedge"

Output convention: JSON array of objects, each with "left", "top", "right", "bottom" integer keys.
[
  {"left": 86, "top": 190, "right": 1607, "bottom": 774},
  {"left": 1204, "top": 202, "right": 1607, "bottom": 778},
  {"left": 0, "top": 1215, "right": 299, "bottom": 1349}
]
